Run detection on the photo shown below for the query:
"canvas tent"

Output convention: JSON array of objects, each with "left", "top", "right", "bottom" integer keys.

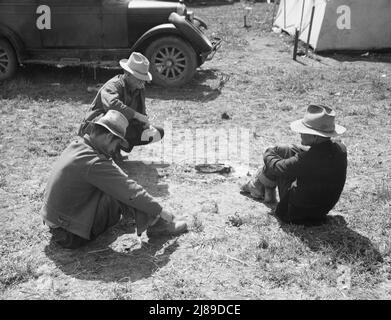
[{"left": 274, "top": 0, "right": 391, "bottom": 51}]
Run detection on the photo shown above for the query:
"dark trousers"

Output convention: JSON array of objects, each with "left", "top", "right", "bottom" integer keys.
[
  {"left": 49, "top": 194, "right": 124, "bottom": 249},
  {"left": 122, "top": 120, "right": 164, "bottom": 152},
  {"left": 255, "top": 145, "right": 328, "bottom": 226}
]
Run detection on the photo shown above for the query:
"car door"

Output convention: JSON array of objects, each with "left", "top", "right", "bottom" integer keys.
[
  {"left": 101, "top": 0, "right": 128, "bottom": 48},
  {"left": 40, "top": 0, "right": 102, "bottom": 48},
  {"left": 0, "top": 0, "right": 42, "bottom": 48}
]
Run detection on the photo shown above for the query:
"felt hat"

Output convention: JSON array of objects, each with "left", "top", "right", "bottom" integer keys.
[
  {"left": 290, "top": 104, "right": 346, "bottom": 137},
  {"left": 94, "top": 110, "right": 129, "bottom": 148},
  {"left": 119, "top": 52, "right": 152, "bottom": 82}
]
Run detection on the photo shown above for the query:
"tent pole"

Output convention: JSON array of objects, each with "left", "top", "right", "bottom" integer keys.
[
  {"left": 305, "top": 4, "right": 315, "bottom": 56},
  {"left": 293, "top": 28, "right": 299, "bottom": 61}
]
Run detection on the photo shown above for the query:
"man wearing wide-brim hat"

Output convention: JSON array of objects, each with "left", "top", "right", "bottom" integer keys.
[
  {"left": 241, "top": 104, "right": 347, "bottom": 225},
  {"left": 78, "top": 52, "right": 164, "bottom": 160},
  {"left": 42, "top": 110, "right": 186, "bottom": 249}
]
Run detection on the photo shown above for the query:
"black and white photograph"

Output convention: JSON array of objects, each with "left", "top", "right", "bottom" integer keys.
[{"left": 0, "top": 0, "right": 390, "bottom": 304}]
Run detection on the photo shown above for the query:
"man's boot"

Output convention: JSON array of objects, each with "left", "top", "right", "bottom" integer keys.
[
  {"left": 240, "top": 179, "right": 265, "bottom": 199},
  {"left": 146, "top": 217, "right": 187, "bottom": 238}
]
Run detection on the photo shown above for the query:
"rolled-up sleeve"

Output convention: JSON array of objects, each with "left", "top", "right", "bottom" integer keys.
[
  {"left": 86, "top": 159, "right": 162, "bottom": 216},
  {"left": 100, "top": 82, "right": 136, "bottom": 120}
]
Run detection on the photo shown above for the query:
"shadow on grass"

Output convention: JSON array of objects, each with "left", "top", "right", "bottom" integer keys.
[
  {"left": 185, "top": 0, "right": 236, "bottom": 7},
  {"left": 146, "top": 68, "right": 223, "bottom": 102},
  {"left": 44, "top": 215, "right": 179, "bottom": 283},
  {"left": 2, "top": 65, "right": 222, "bottom": 103},
  {"left": 279, "top": 215, "right": 383, "bottom": 269},
  {"left": 117, "top": 161, "right": 170, "bottom": 198},
  {"left": 321, "top": 51, "right": 391, "bottom": 64}
]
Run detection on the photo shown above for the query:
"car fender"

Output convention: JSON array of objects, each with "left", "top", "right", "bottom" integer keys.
[
  {"left": 0, "top": 24, "right": 24, "bottom": 63},
  {"left": 130, "top": 23, "right": 183, "bottom": 52},
  {"left": 168, "top": 12, "right": 212, "bottom": 54}
]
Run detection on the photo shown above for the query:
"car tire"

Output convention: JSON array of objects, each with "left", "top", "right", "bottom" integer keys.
[
  {"left": 0, "top": 39, "right": 17, "bottom": 81},
  {"left": 145, "top": 36, "right": 197, "bottom": 88}
]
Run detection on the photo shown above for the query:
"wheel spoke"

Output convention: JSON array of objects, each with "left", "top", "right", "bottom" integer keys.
[
  {"left": 158, "top": 50, "right": 167, "bottom": 60},
  {"left": 176, "top": 57, "right": 186, "bottom": 63},
  {"left": 0, "top": 53, "right": 7, "bottom": 59},
  {"left": 172, "top": 47, "right": 178, "bottom": 58},
  {"left": 164, "top": 47, "right": 170, "bottom": 58},
  {"left": 176, "top": 63, "right": 186, "bottom": 69},
  {"left": 0, "top": 59, "right": 8, "bottom": 63},
  {"left": 173, "top": 50, "right": 182, "bottom": 59},
  {"left": 163, "top": 68, "right": 170, "bottom": 78},
  {"left": 174, "top": 66, "right": 182, "bottom": 75},
  {"left": 170, "top": 69, "right": 176, "bottom": 79}
]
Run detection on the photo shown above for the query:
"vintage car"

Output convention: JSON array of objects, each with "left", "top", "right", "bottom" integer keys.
[{"left": 0, "top": 0, "right": 221, "bottom": 86}]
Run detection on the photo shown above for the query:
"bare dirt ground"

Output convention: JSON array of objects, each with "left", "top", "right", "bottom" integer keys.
[{"left": 1, "top": 3, "right": 391, "bottom": 299}]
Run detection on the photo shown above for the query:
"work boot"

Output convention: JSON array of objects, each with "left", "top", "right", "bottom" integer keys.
[
  {"left": 240, "top": 179, "right": 265, "bottom": 199},
  {"left": 264, "top": 187, "right": 277, "bottom": 203},
  {"left": 146, "top": 217, "right": 187, "bottom": 238}
]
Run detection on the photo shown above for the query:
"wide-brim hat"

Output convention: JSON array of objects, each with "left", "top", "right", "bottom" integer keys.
[
  {"left": 120, "top": 52, "right": 152, "bottom": 82},
  {"left": 92, "top": 110, "right": 129, "bottom": 149},
  {"left": 290, "top": 104, "right": 346, "bottom": 137}
]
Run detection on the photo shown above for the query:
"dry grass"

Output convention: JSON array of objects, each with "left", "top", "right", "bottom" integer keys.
[{"left": 1, "top": 2, "right": 391, "bottom": 299}]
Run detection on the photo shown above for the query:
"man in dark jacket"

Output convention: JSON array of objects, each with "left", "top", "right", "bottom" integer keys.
[
  {"left": 42, "top": 110, "right": 186, "bottom": 249},
  {"left": 78, "top": 52, "right": 164, "bottom": 157},
  {"left": 241, "top": 104, "right": 347, "bottom": 225}
]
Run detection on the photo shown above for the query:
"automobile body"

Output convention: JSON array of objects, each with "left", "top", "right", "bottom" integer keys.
[{"left": 0, "top": 0, "right": 221, "bottom": 86}]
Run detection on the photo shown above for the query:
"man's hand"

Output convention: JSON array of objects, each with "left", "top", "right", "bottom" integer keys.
[
  {"left": 134, "top": 112, "right": 150, "bottom": 127},
  {"left": 160, "top": 210, "right": 174, "bottom": 223}
]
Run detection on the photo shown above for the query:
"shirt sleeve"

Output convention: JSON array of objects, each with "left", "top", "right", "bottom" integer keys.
[
  {"left": 100, "top": 82, "right": 136, "bottom": 120},
  {"left": 86, "top": 159, "right": 162, "bottom": 216},
  {"left": 263, "top": 145, "right": 307, "bottom": 179}
]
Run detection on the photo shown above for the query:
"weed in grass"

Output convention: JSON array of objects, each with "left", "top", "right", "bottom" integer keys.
[
  {"left": 111, "top": 282, "right": 133, "bottom": 300},
  {"left": 191, "top": 213, "right": 205, "bottom": 233},
  {"left": 376, "top": 180, "right": 391, "bottom": 203},
  {"left": 0, "top": 258, "right": 37, "bottom": 292}
]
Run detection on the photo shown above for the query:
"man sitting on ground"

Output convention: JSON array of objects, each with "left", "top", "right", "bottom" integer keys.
[
  {"left": 241, "top": 104, "right": 347, "bottom": 225},
  {"left": 42, "top": 110, "right": 186, "bottom": 249}
]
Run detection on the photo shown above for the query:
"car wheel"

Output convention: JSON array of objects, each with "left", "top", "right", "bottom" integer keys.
[
  {"left": 145, "top": 36, "right": 197, "bottom": 88},
  {"left": 0, "top": 39, "right": 17, "bottom": 81}
]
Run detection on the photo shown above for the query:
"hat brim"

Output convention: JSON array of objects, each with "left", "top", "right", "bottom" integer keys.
[
  {"left": 119, "top": 60, "right": 152, "bottom": 82},
  {"left": 290, "top": 119, "right": 346, "bottom": 137},
  {"left": 93, "top": 122, "right": 129, "bottom": 149}
]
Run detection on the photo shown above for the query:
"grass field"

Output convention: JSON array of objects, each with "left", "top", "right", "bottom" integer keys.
[{"left": 1, "top": 2, "right": 391, "bottom": 299}]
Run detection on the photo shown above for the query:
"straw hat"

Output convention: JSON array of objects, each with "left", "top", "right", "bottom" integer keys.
[
  {"left": 119, "top": 52, "right": 152, "bottom": 82},
  {"left": 94, "top": 110, "right": 129, "bottom": 148},
  {"left": 290, "top": 104, "right": 346, "bottom": 137}
]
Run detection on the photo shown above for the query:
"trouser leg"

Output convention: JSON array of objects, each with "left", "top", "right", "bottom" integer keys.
[
  {"left": 50, "top": 193, "right": 122, "bottom": 249},
  {"left": 253, "top": 145, "right": 306, "bottom": 220},
  {"left": 90, "top": 193, "right": 123, "bottom": 240}
]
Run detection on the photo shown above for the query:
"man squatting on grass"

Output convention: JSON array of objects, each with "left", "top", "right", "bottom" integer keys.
[
  {"left": 78, "top": 52, "right": 163, "bottom": 160},
  {"left": 41, "top": 110, "right": 187, "bottom": 249},
  {"left": 241, "top": 104, "right": 347, "bottom": 225}
]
